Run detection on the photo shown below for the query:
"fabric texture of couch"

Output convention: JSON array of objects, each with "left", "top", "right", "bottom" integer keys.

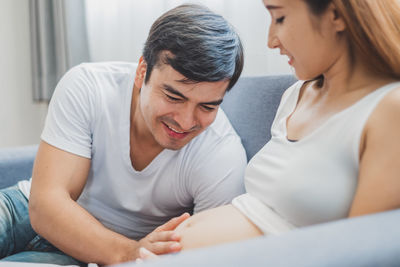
[
  {"left": 0, "top": 145, "right": 37, "bottom": 189},
  {"left": 1, "top": 75, "right": 399, "bottom": 267}
]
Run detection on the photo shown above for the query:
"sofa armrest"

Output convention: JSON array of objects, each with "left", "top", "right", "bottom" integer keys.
[
  {"left": 0, "top": 145, "right": 38, "bottom": 189},
  {"left": 119, "top": 209, "right": 400, "bottom": 267}
]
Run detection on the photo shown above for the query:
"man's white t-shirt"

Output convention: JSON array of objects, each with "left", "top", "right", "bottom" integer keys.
[{"left": 18, "top": 62, "right": 246, "bottom": 240}]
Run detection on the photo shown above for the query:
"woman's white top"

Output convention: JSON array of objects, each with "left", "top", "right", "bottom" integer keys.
[{"left": 233, "top": 81, "right": 400, "bottom": 234}]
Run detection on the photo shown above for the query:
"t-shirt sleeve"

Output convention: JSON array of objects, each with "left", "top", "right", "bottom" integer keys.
[
  {"left": 188, "top": 135, "right": 247, "bottom": 214},
  {"left": 41, "top": 64, "right": 97, "bottom": 158}
]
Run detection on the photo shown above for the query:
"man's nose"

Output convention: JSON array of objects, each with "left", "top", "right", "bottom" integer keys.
[{"left": 177, "top": 106, "right": 198, "bottom": 131}]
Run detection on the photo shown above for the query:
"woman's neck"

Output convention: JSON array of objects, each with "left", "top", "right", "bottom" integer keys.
[{"left": 318, "top": 50, "right": 393, "bottom": 97}]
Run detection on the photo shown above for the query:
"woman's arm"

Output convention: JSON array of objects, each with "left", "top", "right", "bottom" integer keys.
[
  {"left": 349, "top": 87, "right": 400, "bottom": 217},
  {"left": 175, "top": 204, "right": 263, "bottom": 250}
]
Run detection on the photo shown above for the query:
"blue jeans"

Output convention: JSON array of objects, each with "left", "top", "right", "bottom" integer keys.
[{"left": 0, "top": 185, "right": 86, "bottom": 266}]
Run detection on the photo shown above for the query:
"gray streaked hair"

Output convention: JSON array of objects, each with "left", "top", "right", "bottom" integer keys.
[{"left": 142, "top": 4, "right": 244, "bottom": 91}]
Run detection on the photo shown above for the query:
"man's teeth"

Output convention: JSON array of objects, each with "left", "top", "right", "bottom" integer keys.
[{"left": 167, "top": 125, "right": 184, "bottom": 134}]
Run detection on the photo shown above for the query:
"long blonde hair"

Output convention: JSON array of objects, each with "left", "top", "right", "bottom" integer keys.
[{"left": 306, "top": 0, "right": 400, "bottom": 81}]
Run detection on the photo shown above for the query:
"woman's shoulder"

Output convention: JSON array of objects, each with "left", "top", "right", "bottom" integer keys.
[
  {"left": 379, "top": 82, "right": 400, "bottom": 104},
  {"left": 371, "top": 81, "right": 400, "bottom": 117},
  {"left": 364, "top": 82, "right": 400, "bottom": 138}
]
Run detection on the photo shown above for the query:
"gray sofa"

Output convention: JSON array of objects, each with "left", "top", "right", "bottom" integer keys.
[{"left": 1, "top": 75, "right": 399, "bottom": 267}]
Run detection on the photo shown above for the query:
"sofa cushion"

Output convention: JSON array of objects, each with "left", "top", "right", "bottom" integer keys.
[{"left": 222, "top": 75, "right": 297, "bottom": 161}]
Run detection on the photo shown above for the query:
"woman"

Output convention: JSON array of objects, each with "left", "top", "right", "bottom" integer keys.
[{"left": 141, "top": 0, "right": 400, "bottom": 256}]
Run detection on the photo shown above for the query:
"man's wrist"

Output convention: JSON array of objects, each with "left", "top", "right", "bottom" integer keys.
[{"left": 111, "top": 238, "right": 140, "bottom": 264}]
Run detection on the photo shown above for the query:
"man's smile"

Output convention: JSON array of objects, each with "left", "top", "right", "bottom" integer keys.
[{"left": 162, "top": 122, "right": 191, "bottom": 139}]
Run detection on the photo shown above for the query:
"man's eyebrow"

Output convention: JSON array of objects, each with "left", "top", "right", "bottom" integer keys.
[
  {"left": 163, "top": 84, "right": 188, "bottom": 100},
  {"left": 202, "top": 99, "right": 223, "bottom": 106}
]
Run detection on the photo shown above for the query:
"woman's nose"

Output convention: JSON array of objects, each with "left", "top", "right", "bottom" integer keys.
[{"left": 267, "top": 27, "right": 279, "bottom": 49}]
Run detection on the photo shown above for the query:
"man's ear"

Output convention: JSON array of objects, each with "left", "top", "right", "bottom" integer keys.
[
  {"left": 134, "top": 56, "right": 147, "bottom": 88},
  {"left": 328, "top": 3, "right": 346, "bottom": 32}
]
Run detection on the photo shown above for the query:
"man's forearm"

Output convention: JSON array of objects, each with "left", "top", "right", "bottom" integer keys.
[{"left": 29, "top": 192, "right": 139, "bottom": 265}]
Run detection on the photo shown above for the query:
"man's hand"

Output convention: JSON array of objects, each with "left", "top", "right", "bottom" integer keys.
[
  {"left": 135, "top": 247, "right": 159, "bottom": 264},
  {"left": 135, "top": 213, "right": 190, "bottom": 258}
]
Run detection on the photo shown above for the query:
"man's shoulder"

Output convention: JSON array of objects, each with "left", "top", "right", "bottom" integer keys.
[
  {"left": 61, "top": 62, "right": 137, "bottom": 99},
  {"left": 184, "top": 108, "right": 244, "bottom": 156},
  {"left": 199, "top": 108, "right": 241, "bottom": 143},
  {"left": 72, "top": 61, "right": 137, "bottom": 78},
  {"left": 178, "top": 108, "right": 247, "bottom": 206}
]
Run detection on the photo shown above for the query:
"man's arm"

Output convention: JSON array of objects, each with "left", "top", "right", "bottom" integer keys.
[{"left": 30, "top": 141, "right": 188, "bottom": 265}]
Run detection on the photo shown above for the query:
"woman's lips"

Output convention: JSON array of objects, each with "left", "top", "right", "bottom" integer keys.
[{"left": 286, "top": 55, "right": 294, "bottom": 66}]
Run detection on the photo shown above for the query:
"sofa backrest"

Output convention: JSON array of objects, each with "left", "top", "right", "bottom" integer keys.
[
  {"left": 222, "top": 75, "right": 297, "bottom": 161},
  {"left": 0, "top": 145, "right": 38, "bottom": 189}
]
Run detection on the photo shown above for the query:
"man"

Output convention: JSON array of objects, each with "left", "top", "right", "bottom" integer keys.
[{"left": 0, "top": 4, "right": 245, "bottom": 266}]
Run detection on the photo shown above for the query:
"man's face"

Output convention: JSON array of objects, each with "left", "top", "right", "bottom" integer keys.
[{"left": 135, "top": 59, "right": 229, "bottom": 151}]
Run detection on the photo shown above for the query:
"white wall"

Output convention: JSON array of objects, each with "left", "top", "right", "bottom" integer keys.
[
  {"left": 85, "top": 0, "right": 293, "bottom": 76},
  {"left": 0, "top": 0, "right": 47, "bottom": 148}
]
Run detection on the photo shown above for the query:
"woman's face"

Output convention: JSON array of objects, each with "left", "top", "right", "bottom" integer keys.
[{"left": 264, "top": 0, "right": 345, "bottom": 80}]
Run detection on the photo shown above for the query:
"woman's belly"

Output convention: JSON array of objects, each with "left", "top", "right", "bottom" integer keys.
[{"left": 175, "top": 204, "right": 263, "bottom": 250}]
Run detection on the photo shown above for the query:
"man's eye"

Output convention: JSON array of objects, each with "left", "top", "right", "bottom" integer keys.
[
  {"left": 275, "top": 16, "right": 285, "bottom": 24},
  {"left": 166, "top": 95, "right": 181, "bottom": 101},
  {"left": 202, "top": 105, "right": 215, "bottom": 112}
]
